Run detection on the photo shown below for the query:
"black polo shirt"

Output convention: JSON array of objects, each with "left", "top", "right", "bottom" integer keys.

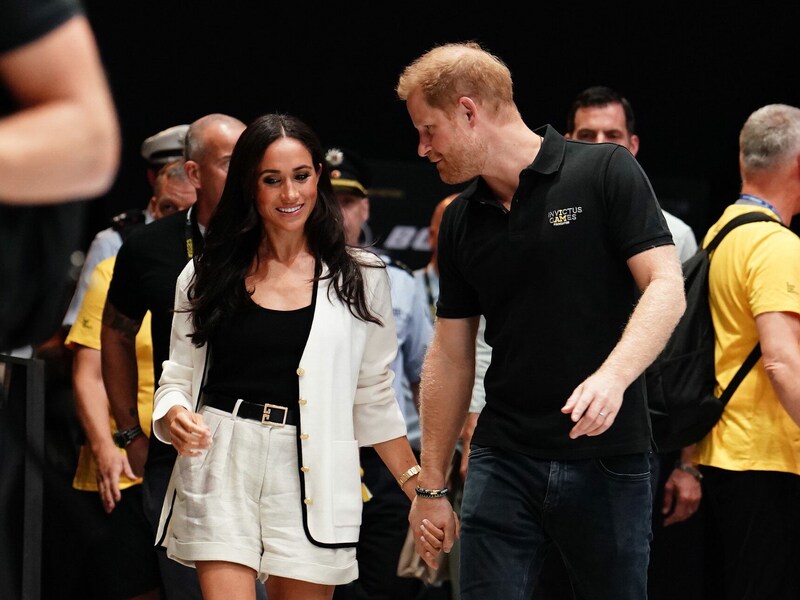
[
  {"left": 437, "top": 125, "right": 673, "bottom": 459},
  {"left": 107, "top": 208, "right": 203, "bottom": 469}
]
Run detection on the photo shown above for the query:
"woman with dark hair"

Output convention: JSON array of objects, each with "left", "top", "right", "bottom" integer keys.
[{"left": 149, "top": 114, "right": 431, "bottom": 600}]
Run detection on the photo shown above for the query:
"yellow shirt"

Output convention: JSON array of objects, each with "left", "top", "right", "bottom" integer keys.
[
  {"left": 65, "top": 256, "right": 154, "bottom": 491},
  {"left": 695, "top": 205, "right": 800, "bottom": 474}
]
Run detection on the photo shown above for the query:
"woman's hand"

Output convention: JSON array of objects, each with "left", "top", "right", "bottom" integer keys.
[
  {"left": 418, "top": 509, "right": 460, "bottom": 567},
  {"left": 165, "top": 406, "right": 211, "bottom": 456}
]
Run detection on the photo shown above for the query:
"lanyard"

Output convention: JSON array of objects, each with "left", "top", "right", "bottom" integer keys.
[
  {"left": 737, "top": 194, "right": 783, "bottom": 223},
  {"left": 184, "top": 206, "right": 195, "bottom": 259}
]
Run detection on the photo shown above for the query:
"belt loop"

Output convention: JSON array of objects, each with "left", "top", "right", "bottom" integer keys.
[{"left": 232, "top": 398, "right": 245, "bottom": 417}]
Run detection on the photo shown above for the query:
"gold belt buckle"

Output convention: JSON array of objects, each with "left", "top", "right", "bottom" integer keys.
[{"left": 262, "top": 403, "right": 287, "bottom": 427}]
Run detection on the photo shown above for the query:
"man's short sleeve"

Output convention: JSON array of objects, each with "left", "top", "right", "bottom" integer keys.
[
  {"left": 106, "top": 234, "right": 149, "bottom": 323},
  {"left": 749, "top": 228, "right": 800, "bottom": 318},
  {"left": 65, "top": 256, "right": 113, "bottom": 351},
  {"left": 435, "top": 199, "right": 481, "bottom": 319},
  {"left": 604, "top": 147, "right": 673, "bottom": 260}
]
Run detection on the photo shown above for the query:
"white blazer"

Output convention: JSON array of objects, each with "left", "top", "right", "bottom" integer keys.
[{"left": 152, "top": 250, "right": 407, "bottom": 547}]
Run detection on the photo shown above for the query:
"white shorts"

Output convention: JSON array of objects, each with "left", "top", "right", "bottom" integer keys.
[{"left": 163, "top": 402, "right": 358, "bottom": 585}]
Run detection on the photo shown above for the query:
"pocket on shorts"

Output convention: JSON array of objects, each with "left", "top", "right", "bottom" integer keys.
[
  {"left": 331, "top": 440, "right": 362, "bottom": 527},
  {"left": 176, "top": 408, "right": 228, "bottom": 497},
  {"left": 595, "top": 453, "right": 651, "bottom": 481}
]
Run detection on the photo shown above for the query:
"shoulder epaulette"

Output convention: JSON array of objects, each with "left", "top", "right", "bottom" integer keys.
[
  {"left": 110, "top": 209, "right": 147, "bottom": 242},
  {"left": 382, "top": 254, "right": 414, "bottom": 277}
]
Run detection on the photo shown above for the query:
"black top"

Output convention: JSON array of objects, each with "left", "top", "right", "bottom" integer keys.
[
  {"left": 107, "top": 208, "right": 203, "bottom": 468},
  {"left": 0, "top": 0, "right": 83, "bottom": 351},
  {"left": 0, "top": 0, "right": 80, "bottom": 53},
  {"left": 203, "top": 291, "right": 316, "bottom": 410},
  {"left": 437, "top": 125, "right": 673, "bottom": 460}
]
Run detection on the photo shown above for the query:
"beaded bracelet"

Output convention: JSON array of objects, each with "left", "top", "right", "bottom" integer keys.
[
  {"left": 415, "top": 485, "right": 449, "bottom": 499},
  {"left": 396, "top": 465, "right": 421, "bottom": 488}
]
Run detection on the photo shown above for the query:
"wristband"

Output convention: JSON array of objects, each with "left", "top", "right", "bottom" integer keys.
[
  {"left": 415, "top": 485, "right": 449, "bottom": 499},
  {"left": 675, "top": 461, "right": 703, "bottom": 481},
  {"left": 396, "top": 465, "right": 421, "bottom": 488}
]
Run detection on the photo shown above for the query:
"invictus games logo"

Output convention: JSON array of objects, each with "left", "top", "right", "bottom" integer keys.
[{"left": 548, "top": 206, "right": 583, "bottom": 226}]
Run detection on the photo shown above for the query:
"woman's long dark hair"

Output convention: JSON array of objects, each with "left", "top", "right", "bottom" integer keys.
[{"left": 187, "top": 113, "right": 382, "bottom": 346}]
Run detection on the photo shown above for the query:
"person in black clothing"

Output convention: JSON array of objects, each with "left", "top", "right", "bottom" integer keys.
[
  {"left": 0, "top": 0, "right": 120, "bottom": 353},
  {"left": 102, "top": 113, "right": 248, "bottom": 600},
  {"left": 150, "top": 113, "right": 423, "bottom": 600},
  {"left": 395, "top": 42, "right": 686, "bottom": 599},
  {"left": 0, "top": 2, "right": 119, "bottom": 597}
]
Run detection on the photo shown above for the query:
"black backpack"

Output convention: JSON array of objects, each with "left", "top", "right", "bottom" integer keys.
[{"left": 646, "top": 211, "right": 784, "bottom": 452}]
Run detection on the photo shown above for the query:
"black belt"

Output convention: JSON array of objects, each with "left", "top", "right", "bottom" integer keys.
[{"left": 202, "top": 392, "right": 299, "bottom": 426}]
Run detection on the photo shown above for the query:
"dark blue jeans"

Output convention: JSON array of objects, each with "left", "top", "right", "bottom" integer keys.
[{"left": 460, "top": 446, "right": 652, "bottom": 600}]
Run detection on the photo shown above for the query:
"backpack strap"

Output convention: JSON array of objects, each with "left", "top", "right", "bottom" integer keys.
[
  {"left": 703, "top": 211, "right": 780, "bottom": 253},
  {"left": 718, "top": 344, "right": 761, "bottom": 406},
  {"left": 709, "top": 211, "right": 786, "bottom": 405}
]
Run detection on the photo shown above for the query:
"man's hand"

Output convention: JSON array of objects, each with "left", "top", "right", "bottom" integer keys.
[
  {"left": 123, "top": 433, "right": 148, "bottom": 478},
  {"left": 408, "top": 496, "right": 458, "bottom": 570},
  {"left": 561, "top": 370, "right": 626, "bottom": 439},
  {"left": 662, "top": 467, "right": 702, "bottom": 526},
  {"left": 94, "top": 442, "right": 137, "bottom": 513}
]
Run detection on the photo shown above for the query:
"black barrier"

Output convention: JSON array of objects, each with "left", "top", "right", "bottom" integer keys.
[{"left": 0, "top": 354, "right": 44, "bottom": 600}]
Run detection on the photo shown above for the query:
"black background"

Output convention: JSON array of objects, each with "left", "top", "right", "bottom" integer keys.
[{"left": 80, "top": 2, "right": 800, "bottom": 261}]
